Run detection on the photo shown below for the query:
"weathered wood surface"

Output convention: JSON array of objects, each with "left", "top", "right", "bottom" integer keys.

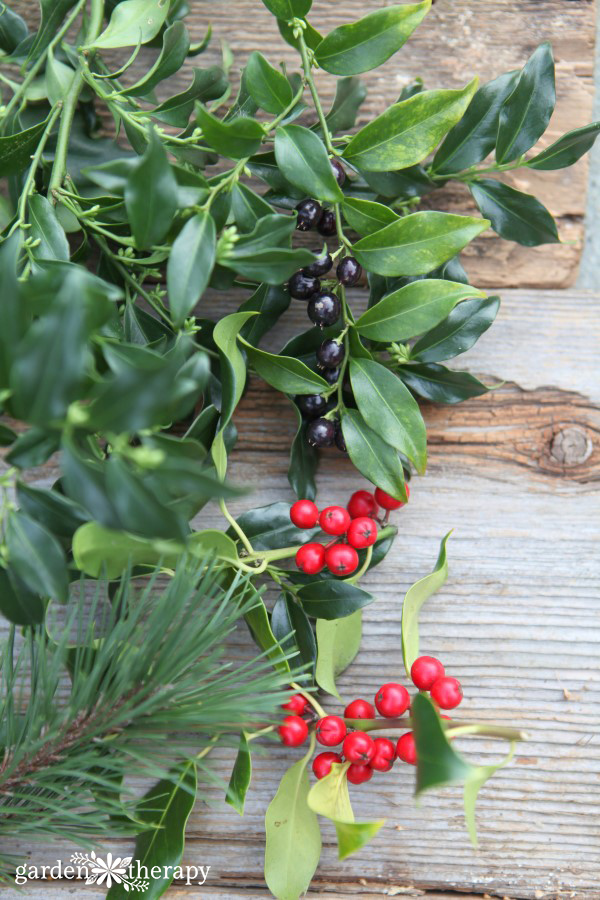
[{"left": 3, "top": 289, "right": 599, "bottom": 898}]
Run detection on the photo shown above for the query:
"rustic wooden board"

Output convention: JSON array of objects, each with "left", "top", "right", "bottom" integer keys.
[{"left": 2, "top": 289, "right": 599, "bottom": 898}]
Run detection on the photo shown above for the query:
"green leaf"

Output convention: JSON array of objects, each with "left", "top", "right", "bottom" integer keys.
[
  {"left": 197, "top": 104, "right": 263, "bottom": 158},
  {"left": 125, "top": 130, "right": 178, "bottom": 249},
  {"left": 431, "top": 70, "right": 519, "bottom": 175},
  {"left": 272, "top": 592, "right": 316, "bottom": 675},
  {"left": 264, "top": 749, "right": 321, "bottom": 900},
  {"left": 153, "top": 67, "right": 228, "bottom": 127},
  {"left": 72, "top": 522, "right": 182, "bottom": 578},
  {"left": 350, "top": 358, "right": 426, "bottom": 473},
  {"left": 6, "top": 511, "right": 68, "bottom": 602},
  {"left": 224, "top": 245, "right": 314, "bottom": 284},
  {"left": 411, "top": 296, "right": 500, "bottom": 363},
  {"left": 315, "top": 611, "right": 362, "bottom": 700},
  {"left": 226, "top": 733, "right": 252, "bottom": 815},
  {"left": 401, "top": 531, "right": 451, "bottom": 674},
  {"left": 324, "top": 76, "right": 367, "bottom": 134},
  {"left": 297, "top": 580, "right": 373, "bottom": 621},
  {"left": 241, "top": 340, "right": 328, "bottom": 395},
  {"left": 288, "top": 403, "right": 317, "bottom": 501},
  {"left": 352, "top": 212, "right": 489, "bottom": 277},
  {"left": 344, "top": 80, "right": 478, "bottom": 171},
  {"left": 334, "top": 820, "right": 386, "bottom": 860},
  {"left": 188, "top": 529, "right": 240, "bottom": 563},
  {"left": 45, "top": 48, "right": 75, "bottom": 108},
  {"left": 0, "top": 3, "right": 28, "bottom": 54},
  {"left": 90, "top": 0, "right": 170, "bottom": 49},
  {"left": 27, "top": 0, "right": 76, "bottom": 59},
  {"left": 307, "top": 761, "right": 353, "bottom": 822},
  {"left": 239, "top": 282, "right": 290, "bottom": 344},
  {"left": 0, "top": 567, "right": 44, "bottom": 626},
  {"left": 496, "top": 42, "right": 555, "bottom": 164},
  {"left": 342, "top": 197, "right": 399, "bottom": 236},
  {"left": 463, "top": 744, "right": 517, "bottom": 847},
  {"left": 341, "top": 409, "right": 407, "bottom": 502},
  {"left": 104, "top": 456, "right": 186, "bottom": 541},
  {"left": 277, "top": 17, "right": 322, "bottom": 53},
  {"left": 244, "top": 596, "right": 291, "bottom": 677},
  {"left": 412, "top": 693, "right": 472, "bottom": 794},
  {"left": 274, "top": 125, "right": 343, "bottom": 203},
  {"left": 231, "top": 182, "right": 274, "bottom": 233},
  {"left": 245, "top": 51, "right": 293, "bottom": 114},
  {"left": 469, "top": 178, "right": 559, "bottom": 246},
  {"left": 17, "top": 482, "right": 88, "bottom": 539},
  {"left": 260, "top": 0, "right": 312, "bottom": 19},
  {"left": 228, "top": 501, "right": 320, "bottom": 552},
  {"left": 167, "top": 211, "right": 216, "bottom": 325},
  {"left": 526, "top": 122, "right": 600, "bottom": 170},
  {"left": 107, "top": 762, "right": 197, "bottom": 900},
  {"left": 355, "top": 279, "right": 486, "bottom": 342},
  {"left": 0, "top": 116, "right": 50, "bottom": 177},
  {"left": 399, "top": 363, "right": 491, "bottom": 404},
  {"left": 6, "top": 427, "right": 59, "bottom": 469},
  {"left": 314, "top": 2, "right": 430, "bottom": 75},
  {"left": 120, "top": 21, "right": 190, "bottom": 96},
  {"left": 28, "top": 194, "right": 70, "bottom": 261}
]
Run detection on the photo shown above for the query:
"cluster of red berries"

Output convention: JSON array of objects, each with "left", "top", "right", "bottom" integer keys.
[
  {"left": 278, "top": 656, "right": 463, "bottom": 785},
  {"left": 290, "top": 486, "right": 409, "bottom": 577}
]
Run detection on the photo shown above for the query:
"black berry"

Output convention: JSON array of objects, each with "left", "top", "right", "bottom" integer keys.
[
  {"left": 317, "top": 209, "right": 336, "bottom": 236},
  {"left": 295, "top": 198, "right": 322, "bottom": 231},
  {"left": 330, "top": 158, "right": 346, "bottom": 186},
  {"left": 337, "top": 256, "right": 362, "bottom": 286},
  {"left": 303, "top": 249, "right": 332, "bottom": 278},
  {"left": 335, "top": 423, "right": 346, "bottom": 452},
  {"left": 297, "top": 393, "right": 327, "bottom": 418},
  {"left": 308, "top": 291, "right": 341, "bottom": 328},
  {"left": 317, "top": 339, "right": 345, "bottom": 369},
  {"left": 307, "top": 418, "right": 335, "bottom": 447},
  {"left": 323, "top": 366, "right": 341, "bottom": 385},
  {"left": 288, "top": 271, "right": 320, "bottom": 300}
]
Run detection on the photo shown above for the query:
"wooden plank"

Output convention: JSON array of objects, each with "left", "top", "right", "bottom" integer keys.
[
  {"left": 15, "top": 0, "right": 597, "bottom": 289},
  {"left": 1, "top": 290, "right": 599, "bottom": 897}
]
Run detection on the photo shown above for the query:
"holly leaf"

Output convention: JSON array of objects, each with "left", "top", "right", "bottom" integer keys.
[
  {"left": 334, "top": 820, "right": 386, "bottom": 860},
  {"left": 315, "top": 611, "right": 362, "bottom": 700},
  {"left": 307, "top": 761, "right": 353, "bottom": 821},
  {"left": 228, "top": 501, "right": 320, "bottom": 551},
  {"left": 288, "top": 405, "right": 318, "bottom": 502},
  {"left": 272, "top": 592, "right": 316, "bottom": 676},
  {"left": 401, "top": 531, "right": 451, "bottom": 674},
  {"left": 412, "top": 693, "right": 471, "bottom": 793},
  {"left": 297, "top": 580, "right": 373, "bottom": 620}
]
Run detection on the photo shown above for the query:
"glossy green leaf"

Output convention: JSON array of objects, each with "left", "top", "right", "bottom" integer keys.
[
  {"left": 297, "top": 580, "right": 373, "bottom": 620},
  {"left": 352, "top": 212, "right": 489, "bottom": 277},
  {"left": 121, "top": 21, "right": 190, "bottom": 96},
  {"left": 324, "top": 76, "right": 367, "bottom": 134},
  {"left": 342, "top": 197, "right": 399, "bottom": 236},
  {"left": 17, "top": 482, "right": 88, "bottom": 538},
  {"left": 239, "top": 282, "right": 290, "bottom": 344},
  {"left": 0, "top": 116, "right": 50, "bottom": 177},
  {"left": 264, "top": 749, "right": 321, "bottom": 900},
  {"left": 6, "top": 511, "right": 68, "bottom": 602},
  {"left": 355, "top": 279, "right": 486, "bottom": 341},
  {"left": 412, "top": 693, "right": 472, "bottom": 794},
  {"left": 431, "top": 70, "right": 519, "bottom": 175},
  {"left": 245, "top": 51, "right": 293, "bottom": 114},
  {"left": 226, "top": 733, "right": 252, "bottom": 815},
  {"left": 526, "top": 122, "right": 600, "bottom": 170},
  {"left": 228, "top": 501, "right": 320, "bottom": 552},
  {"left": 307, "top": 761, "right": 353, "bottom": 822},
  {"left": 188, "top": 529, "right": 240, "bottom": 563},
  {"left": 104, "top": 456, "right": 186, "bottom": 541},
  {"left": 288, "top": 404, "right": 318, "bottom": 501},
  {"left": 399, "top": 363, "right": 491, "bottom": 403},
  {"left": 314, "top": 2, "right": 430, "bottom": 75},
  {"left": 401, "top": 531, "right": 451, "bottom": 674},
  {"left": 344, "top": 80, "right": 478, "bottom": 171},
  {"left": 27, "top": 0, "right": 75, "bottom": 59},
  {"left": 411, "top": 296, "right": 500, "bottom": 363},
  {"left": 124, "top": 131, "right": 178, "bottom": 248},
  {"left": 0, "top": 568, "right": 44, "bottom": 626},
  {"left": 167, "top": 211, "right": 216, "bottom": 325},
  {"left": 91, "top": 0, "right": 170, "bottom": 49},
  {"left": 45, "top": 48, "right": 75, "bottom": 107},
  {"left": 335, "top": 820, "right": 386, "bottom": 860},
  {"left": 153, "top": 67, "right": 228, "bottom": 127},
  {"left": 28, "top": 194, "right": 70, "bottom": 261},
  {"left": 260, "top": 0, "right": 312, "bottom": 19},
  {"left": 272, "top": 592, "right": 316, "bottom": 675},
  {"left": 197, "top": 104, "right": 263, "bottom": 158},
  {"left": 6, "top": 427, "right": 59, "bottom": 469},
  {"left": 107, "top": 762, "right": 197, "bottom": 900},
  {"left": 496, "top": 42, "right": 555, "bottom": 163},
  {"left": 231, "top": 182, "right": 274, "bottom": 233},
  {"left": 470, "top": 178, "right": 559, "bottom": 246},
  {"left": 240, "top": 340, "right": 328, "bottom": 395},
  {"left": 0, "top": 3, "right": 28, "bottom": 54},
  {"left": 315, "top": 611, "right": 362, "bottom": 700},
  {"left": 275, "top": 125, "right": 343, "bottom": 203},
  {"left": 72, "top": 522, "right": 182, "bottom": 578},
  {"left": 244, "top": 595, "right": 291, "bottom": 677},
  {"left": 341, "top": 409, "right": 407, "bottom": 502},
  {"left": 224, "top": 244, "right": 314, "bottom": 284},
  {"left": 350, "top": 358, "right": 426, "bottom": 473}
]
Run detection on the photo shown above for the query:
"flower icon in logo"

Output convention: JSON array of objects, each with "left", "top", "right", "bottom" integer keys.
[{"left": 85, "top": 851, "right": 133, "bottom": 888}]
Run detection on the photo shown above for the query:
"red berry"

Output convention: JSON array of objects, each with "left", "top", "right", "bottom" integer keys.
[
  {"left": 347, "top": 762, "right": 373, "bottom": 784},
  {"left": 342, "top": 730, "right": 375, "bottom": 763},
  {"left": 344, "top": 698, "right": 376, "bottom": 719},
  {"left": 278, "top": 715, "right": 309, "bottom": 747},
  {"left": 430, "top": 676, "right": 463, "bottom": 710},
  {"left": 282, "top": 693, "right": 309, "bottom": 714},
  {"left": 325, "top": 543, "right": 359, "bottom": 576},
  {"left": 295, "top": 542, "right": 325, "bottom": 575},
  {"left": 370, "top": 737, "right": 396, "bottom": 772},
  {"left": 290, "top": 499, "right": 319, "bottom": 529},
  {"left": 411, "top": 656, "right": 445, "bottom": 691},
  {"left": 374, "top": 484, "right": 410, "bottom": 510},
  {"left": 396, "top": 732, "right": 417, "bottom": 765},
  {"left": 374, "top": 683, "right": 411, "bottom": 718},
  {"left": 347, "top": 490, "right": 378, "bottom": 519},
  {"left": 346, "top": 516, "right": 378, "bottom": 549},
  {"left": 316, "top": 715, "right": 347, "bottom": 747},
  {"left": 319, "top": 505, "right": 351, "bottom": 536},
  {"left": 312, "top": 751, "right": 342, "bottom": 779}
]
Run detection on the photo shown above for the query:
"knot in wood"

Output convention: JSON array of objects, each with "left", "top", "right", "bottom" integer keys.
[{"left": 550, "top": 426, "right": 592, "bottom": 466}]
